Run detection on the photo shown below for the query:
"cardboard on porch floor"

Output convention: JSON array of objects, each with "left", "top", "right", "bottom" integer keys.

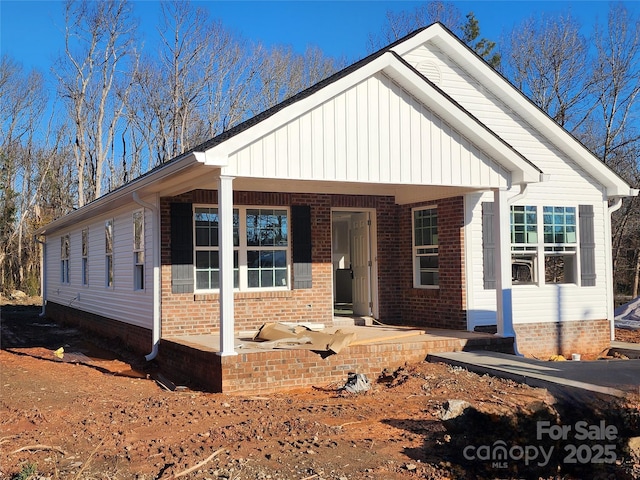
[{"left": 167, "top": 324, "right": 499, "bottom": 354}]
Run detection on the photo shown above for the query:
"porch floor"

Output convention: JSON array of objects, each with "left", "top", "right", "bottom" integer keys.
[{"left": 157, "top": 322, "right": 514, "bottom": 394}]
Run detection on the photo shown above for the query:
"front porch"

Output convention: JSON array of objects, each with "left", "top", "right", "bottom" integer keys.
[{"left": 156, "top": 324, "right": 514, "bottom": 394}]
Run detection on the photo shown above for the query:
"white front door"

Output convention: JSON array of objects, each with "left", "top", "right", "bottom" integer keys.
[{"left": 351, "top": 212, "right": 371, "bottom": 316}]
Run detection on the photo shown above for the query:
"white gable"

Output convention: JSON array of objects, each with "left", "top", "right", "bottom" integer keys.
[
  {"left": 392, "top": 24, "right": 635, "bottom": 198},
  {"left": 204, "top": 51, "right": 541, "bottom": 188},
  {"left": 225, "top": 72, "right": 510, "bottom": 188}
]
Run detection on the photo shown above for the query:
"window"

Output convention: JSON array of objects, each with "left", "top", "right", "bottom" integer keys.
[
  {"left": 60, "top": 235, "right": 70, "bottom": 284},
  {"left": 81, "top": 228, "right": 88, "bottom": 285},
  {"left": 105, "top": 219, "right": 114, "bottom": 287},
  {"left": 510, "top": 206, "right": 537, "bottom": 284},
  {"left": 194, "top": 207, "right": 239, "bottom": 290},
  {"left": 543, "top": 206, "right": 577, "bottom": 284},
  {"left": 194, "top": 206, "right": 289, "bottom": 291},
  {"left": 133, "top": 211, "right": 144, "bottom": 290},
  {"left": 413, "top": 207, "right": 438, "bottom": 287},
  {"left": 246, "top": 208, "right": 288, "bottom": 288},
  {"left": 484, "top": 203, "right": 589, "bottom": 289}
]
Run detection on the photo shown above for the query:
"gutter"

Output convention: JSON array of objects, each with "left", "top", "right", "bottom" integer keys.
[
  {"left": 606, "top": 196, "right": 627, "bottom": 341},
  {"left": 133, "top": 192, "right": 161, "bottom": 361},
  {"left": 35, "top": 236, "right": 47, "bottom": 317}
]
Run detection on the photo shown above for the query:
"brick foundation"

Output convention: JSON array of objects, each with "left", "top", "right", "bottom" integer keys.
[
  {"left": 158, "top": 333, "right": 514, "bottom": 393},
  {"left": 45, "top": 302, "right": 152, "bottom": 356},
  {"left": 514, "top": 319, "right": 610, "bottom": 358}
]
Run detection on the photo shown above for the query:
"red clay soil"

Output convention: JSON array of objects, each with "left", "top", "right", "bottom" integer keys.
[
  {"left": 1, "top": 301, "right": 639, "bottom": 480},
  {"left": 616, "top": 327, "right": 640, "bottom": 344}
]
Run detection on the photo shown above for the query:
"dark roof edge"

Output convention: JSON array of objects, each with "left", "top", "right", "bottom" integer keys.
[
  {"left": 191, "top": 26, "right": 432, "bottom": 153},
  {"left": 431, "top": 22, "right": 636, "bottom": 190},
  {"left": 389, "top": 51, "right": 541, "bottom": 174}
]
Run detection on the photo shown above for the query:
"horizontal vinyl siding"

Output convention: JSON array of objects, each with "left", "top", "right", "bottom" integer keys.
[
  {"left": 403, "top": 44, "right": 605, "bottom": 198},
  {"left": 465, "top": 192, "right": 609, "bottom": 329},
  {"left": 407, "top": 42, "right": 611, "bottom": 329},
  {"left": 227, "top": 72, "right": 509, "bottom": 188},
  {"left": 44, "top": 205, "right": 154, "bottom": 330}
]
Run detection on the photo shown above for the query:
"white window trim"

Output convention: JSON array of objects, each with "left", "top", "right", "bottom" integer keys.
[
  {"left": 194, "top": 204, "right": 291, "bottom": 293},
  {"left": 61, "top": 234, "right": 70, "bottom": 284},
  {"left": 412, "top": 205, "right": 439, "bottom": 289},
  {"left": 541, "top": 205, "right": 579, "bottom": 286},
  {"left": 105, "top": 219, "right": 114, "bottom": 288},
  {"left": 81, "top": 227, "right": 89, "bottom": 286},
  {"left": 510, "top": 205, "right": 539, "bottom": 286},
  {"left": 509, "top": 204, "right": 581, "bottom": 287},
  {"left": 133, "top": 209, "right": 145, "bottom": 291}
]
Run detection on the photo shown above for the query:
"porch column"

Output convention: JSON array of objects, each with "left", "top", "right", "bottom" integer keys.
[
  {"left": 218, "top": 174, "right": 237, "bottom": 356},
  {"left": 493, "top": 188, "right": 515, "bottom": 338}
]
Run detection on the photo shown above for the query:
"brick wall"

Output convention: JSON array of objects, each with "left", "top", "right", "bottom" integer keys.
[
  {"left": 46, "top": 302, "right": 152, "bottom": 355},
  {"left": 158, "top": 333, "right": 514, "bottom": 394},
  {"left": 515, "top": 319, "right": 610, "bottom": 358},
  {"left": 160, "top": 190, "right": 406, "bottom": 336},
  {"left": 390, "top": 196, "right": 467, "bottom": 330}
]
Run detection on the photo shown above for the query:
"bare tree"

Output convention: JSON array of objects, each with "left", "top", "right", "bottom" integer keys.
[
  {"left": 128, "top": 1, "right": 246, "bottom": 165},
  {"left": 249, "top": 44, "right": 343, "bottom": 116},
  {"left": 366, "top": 2, "right": 500, "bottom": 69},
  {"left": 502, "top": 5, "right": 640, "bottom": 298},
  {"left": 0, "top": 55, "right": 73, "bottom": 293},
  {"left": 367, "top": 1, "right": 463, "bottom": 52},
  {"left": 0, "top": 56, "right": 47, "bottom": 291},
  {"left": 128, "top": 1, "right": 339, "bottom": 167},
  {"left": 56, "top": 0, "right": 137, "bottom": 206},
  {"left": 588, "top": 4, "right": 640, "bottom": 299},
  {"left": 501, "top": 12, "right": 593, "bottom": 128},
  {"left": 157, "top": 0, "right": 217, "bottom": 159}
]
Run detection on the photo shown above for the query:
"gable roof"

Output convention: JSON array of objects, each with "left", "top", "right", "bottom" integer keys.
[
  {"left": 392, "top": 23, "right": 636, "bottom": 198},
  {"left": 200, "top": 48, "right": 541, "bottom": 185},
  {"left": 38, "top": 23, "right": 636, "bottom": 236}
]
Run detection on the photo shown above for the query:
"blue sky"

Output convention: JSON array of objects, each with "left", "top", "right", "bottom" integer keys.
[{"left": 2, "top": 1, "right": 639, "bottom": 73}]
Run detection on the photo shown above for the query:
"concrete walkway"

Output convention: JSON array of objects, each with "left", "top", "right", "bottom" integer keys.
[{"left": 428, "top": 344, "right": 640, "bottom": 397}]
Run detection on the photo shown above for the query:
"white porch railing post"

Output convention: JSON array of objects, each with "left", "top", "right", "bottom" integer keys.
[
  {"left": 493, "top": 188, "right": 515, "bottom": 338},
  {"left": 218, "top": 174, "right": 237, "bottom": 356}
]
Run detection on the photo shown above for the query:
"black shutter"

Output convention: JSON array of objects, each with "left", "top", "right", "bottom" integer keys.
[
  {"left": 579, "top": 204, "right": 596, "bottom": 287},
  {"left": 171, "top": 202, "right": 194, "bottom": 293},
  {"left": 292, "top": 205, "right": 312, "bottom": 289},
  {"left": 482, "top": 202, "right": 496, "bottom": 289}
]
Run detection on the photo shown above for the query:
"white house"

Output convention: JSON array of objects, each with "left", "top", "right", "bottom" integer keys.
[{"left": 37, "top": 23, "right": 637, "bottom": 373}]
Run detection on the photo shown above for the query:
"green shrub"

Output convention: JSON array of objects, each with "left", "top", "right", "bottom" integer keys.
[{"left": 11, "top": 462, "right": 37, "bottom": 480}]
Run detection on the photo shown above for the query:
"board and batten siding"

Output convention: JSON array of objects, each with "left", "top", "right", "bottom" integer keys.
[
  {"left": 465, "top": 191, "right": 609, "bottom": 328},
  {"left": 226, "top": 72, "right": 509, "bottom": 189},
  {"left": 44, "top": 204, "right": 154, "bottom": 330}
]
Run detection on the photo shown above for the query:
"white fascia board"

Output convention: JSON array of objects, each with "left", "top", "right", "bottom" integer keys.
[
  {"left": 36, "top": 152, "right": 204, "bottom": 236},
  {"left": 206, "top": 51, "right": 539, "bottom": 186},
  {"left": 382, "top": 56, "right": 541, "bottom": 185},
  {"left": 191, "top": 150, "right": 229, "bottom": 167},
  {"left": 205, "top": 53, "right": 402, "bottom": 160},
  {"left": 399, "top": 24, "right": 635, "bottom": 197}
]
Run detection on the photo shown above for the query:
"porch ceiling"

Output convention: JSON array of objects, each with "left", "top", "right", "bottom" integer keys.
[
  {"left": 155, "top": 172, "right": 484, "bottom": 204},
  {"left": 232, "top": 177, "right": 481, "bottom": 204}
]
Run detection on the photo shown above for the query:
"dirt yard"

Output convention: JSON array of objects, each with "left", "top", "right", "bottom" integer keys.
[{"left": 1, "top": 300, "right": 639, "bottom": 480}]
